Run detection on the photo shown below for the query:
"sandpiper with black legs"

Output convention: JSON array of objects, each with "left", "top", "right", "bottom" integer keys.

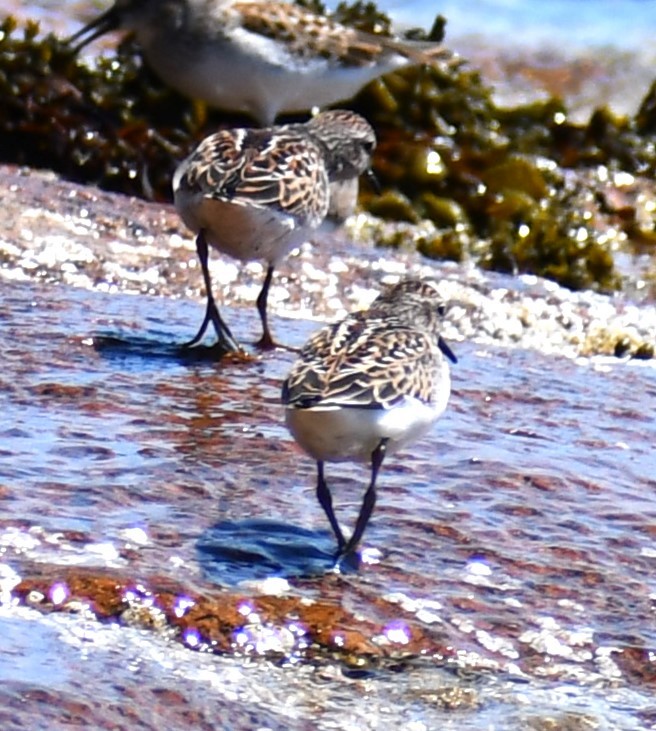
[
  {"left": 282, "top": 278, "right": 457, "bottom": 562},
  {"left": 172, "top": 110, "right": 376, "bottom": 350}
]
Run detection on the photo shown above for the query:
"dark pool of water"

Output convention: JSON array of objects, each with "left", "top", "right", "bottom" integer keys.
[{"left": 1, "top": 275, "right": 656, "bottom": 728}]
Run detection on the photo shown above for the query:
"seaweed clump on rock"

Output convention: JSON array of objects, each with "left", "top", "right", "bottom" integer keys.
[
  {"left": 350, "top": 61, "right": 638, "bottom": 293},
  {"left": 0, "top": 15, "right": 198, "bottom": 198}
]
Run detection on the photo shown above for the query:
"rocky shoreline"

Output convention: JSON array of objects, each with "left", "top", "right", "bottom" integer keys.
[
  {"left": 1, "top": 5, "right": 656, "bottom": 729},
  {"left": 2, "top": 164, "right": 654, "bottom": 360}
]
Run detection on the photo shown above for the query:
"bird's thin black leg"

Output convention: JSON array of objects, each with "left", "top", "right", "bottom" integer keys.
[
  {"left": 183, "top": 230, "right": 240, "bottom": 351},
  {"left": 342, "top": 438, "right": 388, "bottom": 557},
  {"left": 255, "top": 264, "right": 276, "bottom": 350},
  {"left": 317, "top": 461, "right": 346, "bottom": 550}
]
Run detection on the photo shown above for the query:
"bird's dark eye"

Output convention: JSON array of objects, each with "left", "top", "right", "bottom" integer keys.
[
  {"left": 437, "top": 303, "right": 447, "bottom": 317},
  {"left": 362, "top": 140, "right": 375, "bottom": 154}
]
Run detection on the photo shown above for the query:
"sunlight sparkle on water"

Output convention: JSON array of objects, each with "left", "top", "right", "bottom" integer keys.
[
  {"left": 382, "top": 620, "right": 411, "bottom": 645},
  {"left": 173, "top": 595, "right": 195, "bottom": 618},
  {"left": 183, "top": 628, "right": 201, "bottom": 647},
  {"left": 49, "top": 582, "right": 69, "bottom": 606}
]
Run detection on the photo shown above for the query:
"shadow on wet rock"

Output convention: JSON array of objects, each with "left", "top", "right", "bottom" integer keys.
[
  {"left": 91, "top": 332, "right": 237, "bottom": 365},
  {"left": 197, "top": 518, "right": 337, "bottom": 583}
]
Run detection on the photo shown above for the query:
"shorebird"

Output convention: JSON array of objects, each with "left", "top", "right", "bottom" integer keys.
[
  {"left": 67, "top": 0, "right": 452, "bottom": 125},
  {"left": 282, "top": 277, "right": 457, "bottom": 561},
  {"left": 172, "top": 109, "right": 376, "bottom": 350}
]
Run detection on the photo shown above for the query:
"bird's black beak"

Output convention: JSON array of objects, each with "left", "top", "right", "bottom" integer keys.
[
  {"left": 438, "top": 336, "right": 457, "bottom": 364},
  {"left": 364, "top": 167, "right": 381, "bottom": 195},
  {"left": 66, "top": 6, "right": 122, "bottom": 54}
]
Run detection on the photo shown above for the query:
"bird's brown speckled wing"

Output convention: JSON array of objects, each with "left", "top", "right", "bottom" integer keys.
[
  {"left": 178, "top": 127, "right": 329, "bottom": 225},
  {"left": 282, "top": 315, "right": 439, "bottom": 409},
  {"left": 235, "top": 1, "right": 449, "bottom": 67}
]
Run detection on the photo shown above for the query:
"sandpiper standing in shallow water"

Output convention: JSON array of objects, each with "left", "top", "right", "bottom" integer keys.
[
  {"left": 282, "top": 278, "right": 457, "bottom": 563},
  {"left": 67, "top": 0, "right": 452, "bottom": 125},
  {"left": 172, "top": 110, "right": 376, "bottom": 351}
]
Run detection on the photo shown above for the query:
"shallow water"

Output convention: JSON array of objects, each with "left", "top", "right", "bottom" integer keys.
[{"left": 1, "top": 275, "right": 656, "bottom": 728}]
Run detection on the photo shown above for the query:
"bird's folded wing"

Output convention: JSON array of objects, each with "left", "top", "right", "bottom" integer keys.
[
  {"left": 183, "top": 129, "right": 329, "bottom": 221},
  {"left": 282, "top": 319, "right": 435, "bottom": 409}
]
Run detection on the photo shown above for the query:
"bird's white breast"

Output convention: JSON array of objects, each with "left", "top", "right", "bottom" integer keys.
[
  {"left": 285, "top": 392, "right": 447, "bottom": 464},
  {"left": 140, "top": 24, "right": 406, "bottom": 123},
  {"left": 174, "top": 192, "right": 307, "bottom": 264}
]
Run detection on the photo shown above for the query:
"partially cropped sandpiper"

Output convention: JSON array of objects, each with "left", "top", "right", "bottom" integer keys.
[
  {"left": 67, "top": 0, "right": 453, "bottom": 125},
  {"left": 282, "top": 277, "right": 457, "bottom": 562},
  {"left": 172, "top": 109, "right": 376, "bottom": 351}
]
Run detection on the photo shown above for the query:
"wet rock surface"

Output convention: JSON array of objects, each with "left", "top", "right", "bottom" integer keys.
[
  {"left": 2, "top": 165, "right": 654, "bottom": 358},
  {"left": 1, "top": 4, "right": 656, "bottom": 724},
  {"left": 1, "top": 165, "right": 656, "bottom": 728}
]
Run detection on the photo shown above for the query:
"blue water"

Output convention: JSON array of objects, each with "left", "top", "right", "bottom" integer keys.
[{"left": 326, "top": 0, "right": 656, "bottom": 51}]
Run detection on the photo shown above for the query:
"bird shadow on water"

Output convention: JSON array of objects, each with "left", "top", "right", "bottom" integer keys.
[
  {"left": 196, "top": 518, "right": 348, "bottom": 584},
  {"left": 90, "top": 331, "right": 235, "bottom": 365}
]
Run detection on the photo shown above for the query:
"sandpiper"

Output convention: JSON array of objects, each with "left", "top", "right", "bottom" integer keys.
[
  {"left": 172, "top": 109, "right": 376, "bottom": 350},
  {"left": 282, "top": 277, "right": 457, "bottom": 561},
  {"left": 67, "top": 0, "right": 452, "bottom": 125}
]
